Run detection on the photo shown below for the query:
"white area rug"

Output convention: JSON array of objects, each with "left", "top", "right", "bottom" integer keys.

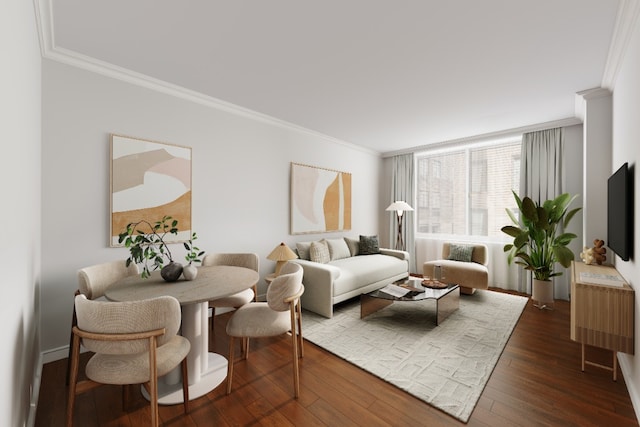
[{"left": 301, "top": 290, "right": 527, "bottom": 423}]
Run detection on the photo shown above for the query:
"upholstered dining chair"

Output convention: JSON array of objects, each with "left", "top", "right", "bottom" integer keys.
[
  {"left": 66, "top": 260, "right": 139, "bottom": 384},
  {"left": 201, "top": 253, "right": 259, "bottom": 334},
  {"left": 225, "top": 262, "right": 305, "bottom": 398},
  {"left": 67, "top": 294, "right": 190, "bottom": 427}
]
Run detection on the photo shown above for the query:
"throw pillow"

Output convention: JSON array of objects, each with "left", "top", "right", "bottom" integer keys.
[
  {"left": 310, "top": 240, "right": 330, "bottom": 264},
  {"left": 326, "top": 238, "right": 351, "bottom": 260},
  {"left": 359, "top": 235, "right": 381, "bottom": 255},
  {"left": 344, "top": 237, "right": 360, "bottom": 257},
  {"left": 448, "top": 244, "right": 474, "bottom": 262},
  {"left": 296, "top": 241, "right": 313, "bottom": 260}
]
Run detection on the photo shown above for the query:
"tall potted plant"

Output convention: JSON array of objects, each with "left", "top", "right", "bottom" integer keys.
[{"left": 501, "top": 191, "right": 581, "bottom": 307}]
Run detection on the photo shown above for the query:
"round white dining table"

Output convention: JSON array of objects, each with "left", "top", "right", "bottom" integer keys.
[{"left": 105, "top": 265, "right": 259, "bottom": 404}]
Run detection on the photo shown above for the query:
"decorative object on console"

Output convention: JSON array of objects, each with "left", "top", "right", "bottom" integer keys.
[
  {"left": 110, "top": 134, "right": 192, "bottom": 247},
  {"left": 501, "top": 191, "right": 581, "bottom": 309},
  {"left": 290, "top": 163, "right": 352, "bottom": 234},
  {"left": 267, "top": 242, "right": 298, "bottom": 276},
  {"left": 118, "top": 216, "right": 203, "bottom": 282},
  {"left": 386, "top": 201, "right": 414, "bottom": 251},
  {"left": 592, "top": 239, "right": 606, "bottom": 264}
]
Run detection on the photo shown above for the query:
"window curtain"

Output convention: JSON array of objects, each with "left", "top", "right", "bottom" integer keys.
[
  {"left": 519, "top": 127, "right": 569, "bottom": 299},
  {"left": 390, "top": 154, "right": 416, "bottom": 273}
]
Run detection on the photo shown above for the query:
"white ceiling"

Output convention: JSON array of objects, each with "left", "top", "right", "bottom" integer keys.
[{"left": 46, "top": 1, "right": 621, "bottom": 154}]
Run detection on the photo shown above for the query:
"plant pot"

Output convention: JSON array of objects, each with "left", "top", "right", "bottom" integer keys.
[
  {"left": 183, "top": 263, "right": 198, "bottom": 281},
  {"left": 532, "top": 279, "right": 554, "bottom": 306},
  {"left": 161, "top": 262, "right": 183, "bottom": 282}
]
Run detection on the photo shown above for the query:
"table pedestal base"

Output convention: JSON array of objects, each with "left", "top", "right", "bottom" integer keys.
[{"left": 143, "top": 353, "right": 228, "bottom": 405}]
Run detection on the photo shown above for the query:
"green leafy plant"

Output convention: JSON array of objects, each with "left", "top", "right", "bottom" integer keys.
[
  {"left": 118, "top": 216, "right": 179, "bottom": 278},
  {"left": 501, "top": 191, "right": 581, "bottom": 281},
  {"left": 184, "top": 231, "right": 205, "bottom": 265}
]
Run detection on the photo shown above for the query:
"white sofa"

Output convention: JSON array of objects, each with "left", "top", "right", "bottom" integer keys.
[{"left": 291, "top": 237, "right": 409, "bottom": 318}]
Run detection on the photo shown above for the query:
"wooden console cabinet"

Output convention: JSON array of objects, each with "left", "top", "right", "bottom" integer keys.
[{"left": 570, "top": 261, "right": 634, "bottom": 380}]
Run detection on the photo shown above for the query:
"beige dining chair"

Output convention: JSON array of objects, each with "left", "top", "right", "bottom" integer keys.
[
  {"left": 226, "top": 262, "right": 305, "bottom": 398},
  {"left": 67, "top": 294, "right": 190, "bottom": 427},
  {"left": 66, "top": 260, "right": 139, "bottom": 384},
  {"left": 201, "top": 253, "right": 259, "bottom": 335}
]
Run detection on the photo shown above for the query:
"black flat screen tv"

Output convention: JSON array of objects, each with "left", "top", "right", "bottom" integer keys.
[{"left": 607, "top": 162, "right": 633, "bottom": 261}]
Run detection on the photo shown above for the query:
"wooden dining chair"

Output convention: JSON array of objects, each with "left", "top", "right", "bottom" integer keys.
[
  {"left": 66, "top": 260, "right": 139, "bottom": 384},
  {"left": 201, "top": 253, "right": 259, "bottom": 336},
  {"left": 225, "top": 262, "right": 305, "bottom": 398},
  {"left": 67, "top": 294, "right": 190, "bottom": 427}
]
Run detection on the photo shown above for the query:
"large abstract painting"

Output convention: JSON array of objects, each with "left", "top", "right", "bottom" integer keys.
[
  {"left": 110, "top": 134, "right": 192, "bottom": 246},
  {"left": 290, "top": 163, "right": 352, "bottom": 234}
]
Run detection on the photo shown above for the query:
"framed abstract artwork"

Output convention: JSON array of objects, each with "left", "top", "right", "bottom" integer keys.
[
  {"left": 110, "top": 134, "right": 192, "bottom": 246},
  {"left": 290, "top": 162, "right": 352, "bottom": 234}
]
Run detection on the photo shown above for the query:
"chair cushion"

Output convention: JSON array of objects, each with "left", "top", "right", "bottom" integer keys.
[
  {"left": 226, "top": 303, "right": 292, "bottom": 337},
  {"left": 85, "top": 335, "right": 190, "bottom": 385},
  {"left": 209, "top": 288, "right": 254, "bottom": 308},
  {"left": 447, "top": 244, "right": 474, "bottom": 262}
]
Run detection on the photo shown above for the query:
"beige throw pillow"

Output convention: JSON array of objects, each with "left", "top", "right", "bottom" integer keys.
[
  {"left": 310, "top": 240, "right": 330, "bottom": 264},
  {"left": 326, "top": 238, "right": 351, "bottom": 260}
]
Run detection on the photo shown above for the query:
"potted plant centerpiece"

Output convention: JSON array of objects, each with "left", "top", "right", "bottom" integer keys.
[
  {"left": 118, "top": 215, "right": 187, "bottom": 282},
  {"left": 182, "top": 232, "right": 205, "bottom": 280},
  {"left": 501, "top": 192, "right": 581, "bottom": 308}
]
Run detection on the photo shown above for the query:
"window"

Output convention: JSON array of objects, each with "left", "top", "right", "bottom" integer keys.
[{"left": 416, "top": 137, "right": 521, "bottom": 240}]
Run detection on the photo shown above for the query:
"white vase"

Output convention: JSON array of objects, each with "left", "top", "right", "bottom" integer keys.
[
  {"left": 183, "top": 263, "right": 198, "bottom": 281},
  {"left": 532, "top": 278, "right": 553, "bottom": 308}
]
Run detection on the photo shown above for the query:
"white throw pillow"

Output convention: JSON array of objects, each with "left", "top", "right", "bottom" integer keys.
[
  {"left": 310, "top": 240, "right": 330, "bottom": 264},
  {"left": 326, "top": 238, "right": 351, "bottom": 260}
]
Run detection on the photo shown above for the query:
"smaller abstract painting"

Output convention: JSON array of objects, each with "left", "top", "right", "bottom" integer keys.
[
  {"left": 110, "top": 134, "right": 192, "bottom": 246},
  {"left": 290, "top": 163, "right": 352, "bottom": 234}
]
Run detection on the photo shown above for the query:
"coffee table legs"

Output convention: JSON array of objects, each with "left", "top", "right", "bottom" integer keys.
[
  {"left": 436, "top": 287, "right": 460, "bottom": 325},
  {"left": 361, "top": 294, "right": 394, "bottom": 318}
]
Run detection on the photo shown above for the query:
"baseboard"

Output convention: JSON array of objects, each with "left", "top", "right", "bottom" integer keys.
[
  {"left": 618, "top": 354, "right": 640, "bottom": 423},
  {"left": 26, "top": 352, "right": 43, "bottom": 427}
]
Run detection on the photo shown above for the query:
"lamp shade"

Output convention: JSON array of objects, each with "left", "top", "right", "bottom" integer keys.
[
  {"left": 267, "top": 242, "right": 298, "bottom": 275},
  {"left": 267, "top": 242, "right": 298, "bottom": 261},
  {"left": 386, "top": 201, "right": 414, "bottom": 213}
]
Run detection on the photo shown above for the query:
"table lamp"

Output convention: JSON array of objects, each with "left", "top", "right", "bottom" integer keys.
[
  {"left": 267, "top": 242, "right": 298, "bottom": 275},
  {"left": 386, "top": 201, "right": 414, "bottom": 251}
]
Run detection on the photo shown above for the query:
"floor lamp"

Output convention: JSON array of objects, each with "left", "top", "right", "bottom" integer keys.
[{"left": 386, "top": 201, "right": 414, "bottom": 251}]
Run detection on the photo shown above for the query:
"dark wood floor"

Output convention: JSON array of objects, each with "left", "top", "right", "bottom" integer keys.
[{"left": 36, "top": 289, "right": 638, "bottom": 426}]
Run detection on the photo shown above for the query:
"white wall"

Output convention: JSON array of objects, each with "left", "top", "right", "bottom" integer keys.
[
  {"left": 1, "top": 1, "right": 42, "bottom": 426},
  {"left": 40, "top": 59, "right": 383, "bottom": 359},
  {"left": 612, "top": 12, "right": 640, "bottom": 420}
]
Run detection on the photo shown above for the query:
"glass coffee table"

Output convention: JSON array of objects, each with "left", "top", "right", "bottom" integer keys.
[{"left": 360, "top": 278, "right": 460, "bottom": 325}]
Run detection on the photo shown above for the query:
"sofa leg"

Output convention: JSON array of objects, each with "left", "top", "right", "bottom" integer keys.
[{"left": 460, "top": 286, "right": 476, "bottom": 295}]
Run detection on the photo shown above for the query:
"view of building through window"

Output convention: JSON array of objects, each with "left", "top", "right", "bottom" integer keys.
[{"left": 416, "top": 137, "right": 522, "bottom": 240}]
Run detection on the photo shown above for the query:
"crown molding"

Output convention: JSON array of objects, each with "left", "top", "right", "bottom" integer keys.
[
  {"left": 601, "top": 0, "right": 640, "bottom": 89},
  {"left": 32, "top": 0, "right": 379, "bottom": 157}
]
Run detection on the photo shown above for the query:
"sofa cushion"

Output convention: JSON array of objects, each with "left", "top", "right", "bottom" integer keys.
[
  {"left": 344, "top": 237, "right": 360, "bottom": 257},
  {"left": 448, "top": 244, "right": 474, "bottom": 262},
  {"left": 326, "top": 238, "right": 351, "bottom": 260},
  {"left": 310, "top": 241, "right": 330, "bottom": 263},
  {"left": 359, "top": 235, "right": 381, "bottom": 255},
  {"left": 296, "top": 241, "right": 313, "bottom": 260},
  {"left": 331, "top": 254, "right": 407, "bottom": 296}
]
